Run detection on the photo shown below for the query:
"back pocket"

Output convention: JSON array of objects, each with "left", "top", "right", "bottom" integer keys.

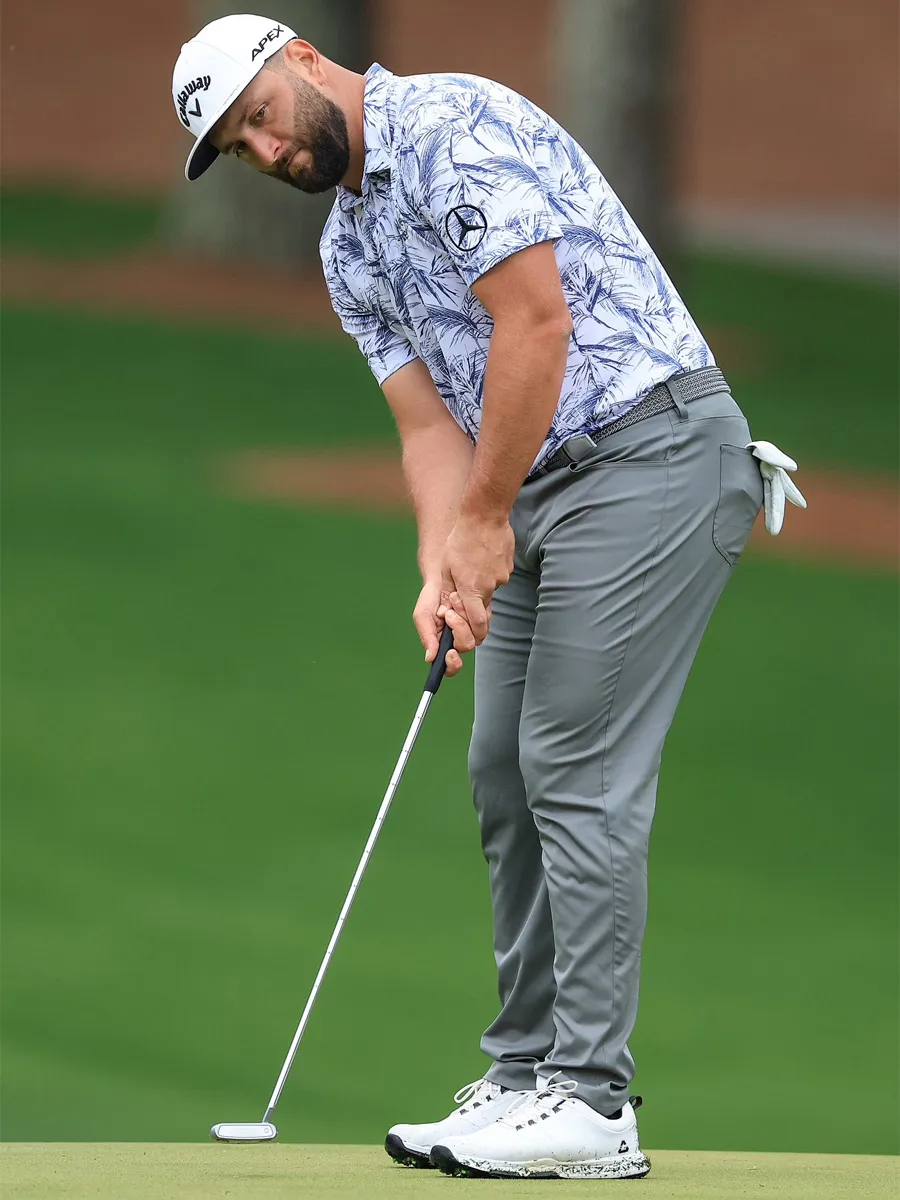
[{"left": 713, "top": 445, "right": 764, "bottom": 566}]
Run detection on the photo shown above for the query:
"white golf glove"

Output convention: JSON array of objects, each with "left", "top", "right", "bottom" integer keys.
[{"left": 746, "top": 440, "right": 808, "bottom": 535}]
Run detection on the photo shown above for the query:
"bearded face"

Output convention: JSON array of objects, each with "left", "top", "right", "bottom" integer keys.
[
  {"left": 211, "top": 56, "right": 351, "bottom": 193},
  {"left": 269, "top": 73, "right": 350, "bottom": 193}
]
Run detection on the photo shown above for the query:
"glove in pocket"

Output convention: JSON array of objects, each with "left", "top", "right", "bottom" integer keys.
[{"left": 713, "top": 445, "right": 764, "bottom": 566}]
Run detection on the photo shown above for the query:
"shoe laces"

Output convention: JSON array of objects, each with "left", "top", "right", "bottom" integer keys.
[
  {"left": 499, "top": 1079, "right": 578, "bottom": 1128},
  {"left": 452, "top": 1078, "right": 500, "bottom": 1115}
]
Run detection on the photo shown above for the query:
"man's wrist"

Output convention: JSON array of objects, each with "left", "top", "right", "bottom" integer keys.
[
  {"left": 459, "top": 484, "right": 512, "bottom": 527},
  {"left": 418, "top": 559, "right": 443, "bottom": 586}
]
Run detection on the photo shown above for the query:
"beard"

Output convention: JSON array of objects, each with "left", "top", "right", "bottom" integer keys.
[{"left": 273, "top": 77, "right": 350, "bottom": 193}]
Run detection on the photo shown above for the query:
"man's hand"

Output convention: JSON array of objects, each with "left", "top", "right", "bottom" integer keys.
[
  {"left": 413, "top": 578, "right": 465, "bottom": 677},
  {"left": 440, "top": 513, "right": 515, "bottom": 646}
]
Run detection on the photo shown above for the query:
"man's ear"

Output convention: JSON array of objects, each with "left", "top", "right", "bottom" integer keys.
[{"left": 282, "top": 38, "right": 323, "bottom": 82}]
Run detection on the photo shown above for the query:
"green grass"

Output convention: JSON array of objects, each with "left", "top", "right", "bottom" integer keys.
[
  {"left": 1, "top": 188, "right": 161, "bottom": 259},
  {"left": 2, "top": 306, "right": 897, "bottom": 1153},
  {"left": 3, "top": 1145, "right": 898, "bottom": 1200},
  {"left": 678, "top": 253, "right": 900, "bottom": 474},
  {"left": 2, "top": 185, "right": 897, "bottom": 473}
]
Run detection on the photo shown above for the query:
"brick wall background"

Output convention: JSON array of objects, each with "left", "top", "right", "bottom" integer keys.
[{"left": 2, "top": 0, "right": 896, "bottom": 267}]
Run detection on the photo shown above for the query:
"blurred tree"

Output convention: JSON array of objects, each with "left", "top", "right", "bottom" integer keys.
[
  {"left": 555, "top": 0, "right": 677, "bottom": 264},
  {"left": 164, "top": 0, "right": 366, "bottom": 269}
]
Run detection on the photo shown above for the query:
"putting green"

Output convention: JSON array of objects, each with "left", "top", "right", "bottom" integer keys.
[{"left": 2, "top": 1144, "right": 896, "bottom": 1199}]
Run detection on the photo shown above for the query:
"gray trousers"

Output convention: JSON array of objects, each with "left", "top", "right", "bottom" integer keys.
[{"left": 469, "top": 389, "right": 763, "bottom": 1116}]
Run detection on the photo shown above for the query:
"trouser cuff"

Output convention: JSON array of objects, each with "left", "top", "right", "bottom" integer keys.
[{"left": 485, "top": 1061, "right": 541, "bottom": 1093}]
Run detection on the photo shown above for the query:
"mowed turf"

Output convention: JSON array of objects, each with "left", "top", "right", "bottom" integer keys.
[
  {"left": 1, "top": 305, "right": 897, "bottom": 1155},
  {"left": 3, "top": 184, "right": 899, "bottom": 472},
  {"left": 678, "top": 253, "right": 900, "bottom": 474},
  {"left": 3, "top": 1144, "right": 898, "bottom": 1200}
]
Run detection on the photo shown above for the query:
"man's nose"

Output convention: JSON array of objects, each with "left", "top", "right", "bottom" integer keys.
[{"left": 244, "top": 128, "right": 282, "bottom": 169}]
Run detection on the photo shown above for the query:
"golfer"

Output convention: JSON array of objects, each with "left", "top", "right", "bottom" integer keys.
[{"left": 172, "top": 15, "right": 805, "bottom": 1180}]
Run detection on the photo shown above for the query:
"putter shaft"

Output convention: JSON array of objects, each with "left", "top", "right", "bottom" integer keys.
[{"left": 261, "top": 627, "right": 454, "bottom": 1123}]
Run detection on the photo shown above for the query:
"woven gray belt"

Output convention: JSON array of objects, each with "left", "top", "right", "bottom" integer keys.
[{"left": 526, "top": 365, "right": 731, "bottom": 482}]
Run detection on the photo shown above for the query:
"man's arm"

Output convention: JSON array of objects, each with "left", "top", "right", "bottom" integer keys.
[
  {"left": 440, "top": 241, "right": 572, "bottom": 646},
  {"left": 466, "top": 241, "right": 572, "bottom": 517},
  {"left": 322, "top": 220, "right": 473, "bottom": 671},
  {"left": 382, "top": 359, "right": 474, "bottom": 673},
  {"left": 388, "top": 103, "right": 573, "bottom": 651}
]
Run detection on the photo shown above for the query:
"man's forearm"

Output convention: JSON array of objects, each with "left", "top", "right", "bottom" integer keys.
[
  {"left": 402, "top": 423, "right": 474, "bottom": 581},
  {"left": 460, "top": 315, "right": 571, "bottom": 523}
]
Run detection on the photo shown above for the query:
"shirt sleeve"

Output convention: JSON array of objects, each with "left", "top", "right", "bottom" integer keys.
[
  {"left": 397, "top": 102, "right": 563, "bottom": 286},
  {"left": 320, "top": 226, "right": 418, "bottom": 386}
]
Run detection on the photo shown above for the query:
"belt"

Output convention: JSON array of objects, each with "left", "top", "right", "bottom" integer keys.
[{"left": 525, "top": 366, "right": 731, "bottom": 482}]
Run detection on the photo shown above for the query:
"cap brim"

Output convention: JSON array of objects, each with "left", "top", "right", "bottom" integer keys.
[
  {"left": 181, "top": 64, "right": 260, "bottom": 182},
  {"left": 186, "top": 136, "right": 220, "bottom": 181},
  {"left": 183, "top": 72, "right": 248, "bottom": 181}
]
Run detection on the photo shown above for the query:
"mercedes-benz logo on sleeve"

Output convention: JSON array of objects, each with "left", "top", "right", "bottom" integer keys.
[{"left": 445, "top": 205, "right": 488, "bottom": 252}]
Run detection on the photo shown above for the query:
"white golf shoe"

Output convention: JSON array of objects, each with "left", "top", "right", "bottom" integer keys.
[
  {"left": 431, "top": 1080, "right": 651, "bottom": 1179},
  {"left": 385, "top": 1077, "right": 519, "bottom": 1168}
]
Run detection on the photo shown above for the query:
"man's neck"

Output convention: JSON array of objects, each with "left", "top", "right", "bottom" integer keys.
[{"left": 327, "top": 60, "right": 367, "bottom": 193}]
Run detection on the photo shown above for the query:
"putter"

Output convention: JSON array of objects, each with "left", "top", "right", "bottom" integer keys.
[{"left": 211, "top": 623, "right": 457, "bottom": 1143}]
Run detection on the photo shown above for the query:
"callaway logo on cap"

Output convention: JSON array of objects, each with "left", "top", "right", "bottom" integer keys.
[{"left": 172, "top": 14, "right": 298, "bottom": 181}]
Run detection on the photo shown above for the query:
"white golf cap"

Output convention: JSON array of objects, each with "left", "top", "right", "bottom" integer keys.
[{"left": 172, "top": 14, "right": 298, "bottom": 181}]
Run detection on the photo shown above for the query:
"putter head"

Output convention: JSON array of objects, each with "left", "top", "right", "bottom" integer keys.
[{"left": 211, "top": 1122, "right": 278, "bottom": 1142}]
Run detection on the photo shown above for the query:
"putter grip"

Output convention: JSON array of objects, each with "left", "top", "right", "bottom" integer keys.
[{"left": 424, "top": 623, "right": 456, "bottom": 694}]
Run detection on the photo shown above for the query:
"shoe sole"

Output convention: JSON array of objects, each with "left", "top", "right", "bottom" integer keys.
[
  {"left": 384, "top": 1133, "right": 435, "bottom": 1169},
  {"left": 431, "top": 1144, "right": 651, "bottom": 1180}
]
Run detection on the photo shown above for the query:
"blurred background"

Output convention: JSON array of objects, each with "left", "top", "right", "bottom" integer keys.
[{"left": 2, "top": 0, "right": 897, "bottom": 1156}]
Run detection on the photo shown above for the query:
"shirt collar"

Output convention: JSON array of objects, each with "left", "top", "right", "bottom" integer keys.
[{"left": 337, "top": 62, "right": 395, "bottom": 213}]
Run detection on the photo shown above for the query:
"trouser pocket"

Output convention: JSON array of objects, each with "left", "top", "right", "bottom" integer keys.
[{"left": 713, "top": 445, "right": 764, "bottom": 565}]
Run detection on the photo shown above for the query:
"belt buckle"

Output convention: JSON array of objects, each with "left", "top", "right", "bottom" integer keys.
[{"left": 561, "top": 433, "right": 598, "bottom": 465}]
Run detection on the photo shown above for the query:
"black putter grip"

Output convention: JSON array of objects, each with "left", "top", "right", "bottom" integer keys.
[{"left": 424, "top": 623, "right": 456, "bottom": 694}]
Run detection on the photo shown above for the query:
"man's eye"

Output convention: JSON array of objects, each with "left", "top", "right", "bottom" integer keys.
[
  {"left": 234, "top": 142, "right": 244, "bottom": 158},
  {"left": 252, "top": 104, "right": 267, "bottom": 125}
]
